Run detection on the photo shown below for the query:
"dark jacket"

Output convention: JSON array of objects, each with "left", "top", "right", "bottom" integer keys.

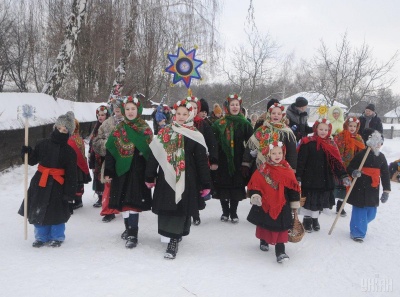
[
  {"left": 194, "top": 119, "right": 218, "bottom": 165},
  {"left": 145, "top": 136, "right": 211, "bottom": 217},
  {"left": 18, "top": 130, "right": 77, "bottom": 225},
  {"left": 247, "top": 188, "right": 299, "bottom": 231},
  {"left": 286, "top": 104, "right": 313, "bottom": 141},
  {"left": 358, "top": 113, "right": 383, "bottom": 136},
  {"left": 104, "top": 148, "right": 152, "bottom": 211},
  {"left": 296, "top": 141, "right": 347, "bottom": 191},
  {"left": 347, "top": 149, "right": 390, "bottom": 208}
]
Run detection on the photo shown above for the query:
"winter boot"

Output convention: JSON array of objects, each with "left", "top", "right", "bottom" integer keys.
[
  {"left": 260, "top": 239, "right": 269, "bottom": 251},
  {"left": 312, "top": 218, "right": 320, "bottom": 231},
  {"left": 125, "top": 232, "right": 138, "bottom": 249},
  {"left": 49, "top": 240, "right": 62, "bottom": 248},
  {"left": 303, "top": 216, "right": 313, "bottom": 233},
  {"left": 230, "top": 200, "right": 239, "bottom": 223},
  {"left": 193, "top": 216, "right": 201, "bottom": 226},
  {"left": 220, "top": 199, "right": 230, "bottom": 222},
  {"left": 32, "top": 240, "right": 45, "bottom": 248},
  {"left": 275, "top": 243, "right": 289, "bottom": 263},
  {"left": 125, "top": 213, "right": 139, "bottom": 248},
  {"left": 68, "top": 202, "right": 74, "bottom": 215},
  {"left": 102, "top": 214, "right": 116, "bottom": 223},
  {"left": 73, "top": 197, "right": 83, "bottom": 210},
  {"left": 93, "top": 195, "right": 102, "bottom": 208},
  {"left": 164, "top": 238, "right": 179, "bottom": 259},
  {"left": 336, "top": 200, "right": 347, "bottom": 217},
  {"left": 121, "top": 218, "right": 129, "bottom": 240}
]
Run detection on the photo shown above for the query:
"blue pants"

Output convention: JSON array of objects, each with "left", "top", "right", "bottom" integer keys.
[
  {"left": 34, "top": 223, "right": 66, "bottom": 242},
  {"left": 350, "top": 206, "right": 377, "bottom": 239}
]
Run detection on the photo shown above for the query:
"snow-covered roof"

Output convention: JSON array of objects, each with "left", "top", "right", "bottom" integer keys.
[
  {"left": 384, "top": 107, "right": 400, "bottom": 118},
  {"left": 279, "top": 92, "right": 348, "bottom": 109},
  {"left": 0, "top": 93, "right": 153, "bottom": 130}
]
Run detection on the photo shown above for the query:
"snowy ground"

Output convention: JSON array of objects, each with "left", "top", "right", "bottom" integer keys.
[{"left": 1, "top": 140, "right": 400, "bottom": 297}]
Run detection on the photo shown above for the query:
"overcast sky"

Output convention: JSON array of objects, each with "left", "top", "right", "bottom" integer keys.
[{"left": 218, "top": 0, "right": 400, "bottom": 94}]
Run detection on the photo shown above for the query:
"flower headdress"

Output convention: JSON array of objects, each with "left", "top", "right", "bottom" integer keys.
[
  {"left": 171, "top": 98, "right": 194, "bottom": 114},
  {"left": 122, "top": 95, "right": 143, "bottom": 116},
  {"left": 343, "top": 116, "right": 361, "bottom": 134},
  {"left": 268, "top": 102, "right": 285, "bottom": 114},
  {"left": 96, "top": 105, "right": 109, "bottom": 116},
  {"left": 226, "top": 94, "right": 242, "bottom": 104}
]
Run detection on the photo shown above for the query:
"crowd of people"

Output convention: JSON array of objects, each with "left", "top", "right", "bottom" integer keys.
[{"left": 19, "top": 94, "right": 393, "bottom": 263}]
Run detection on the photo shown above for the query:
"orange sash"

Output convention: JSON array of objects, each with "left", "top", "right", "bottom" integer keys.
[
  {"left": 38, "top": 164, "right": 65, "bottom": 187},
  {"left": 362, "top": 167, "right": 380, "bottom": 187}
]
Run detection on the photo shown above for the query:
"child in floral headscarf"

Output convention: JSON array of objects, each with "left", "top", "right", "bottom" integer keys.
[
  {"left": 145, "top": 98, "right": 211, "bottom": 259},
  {"left": 333, "top": 117, "right": 365, "bottom": 216},
  {"left": 104, "top": 95, "right": 153, "bottom": 249},
  {"left": 212, "top": 94, "right": 253, "bottom": 223},
  {"left": 247, "top": 138, "right": 301, "bottom": 263},
  {"left": 296, "top": 118, "right": 350, "bottom": 232}
]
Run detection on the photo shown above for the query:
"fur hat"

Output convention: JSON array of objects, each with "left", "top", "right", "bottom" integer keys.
[
  {"left": 365, "top": 103, "right": 375, "bottom": 112},
  {"left": 295, "top": 97, "right": 308, "bottom": 107},
  {"left": 199, "top": 98, "right": 209, "bottom": 114},
  {"left": 213, "top": 103, "right": 222, "bottom": 115},
  {"left": 55, "top": 111, "right": 75, "bottom": 135}
]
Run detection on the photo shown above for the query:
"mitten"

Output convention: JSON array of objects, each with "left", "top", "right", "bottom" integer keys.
[
  {"left": 342, "top": 177, "right": 351, "bottom": 187},
  {"left": 291, "top": 125, "right": 297, "bottom": 132},
  {"left": 250, "top": 149, "right": 258, "bottom": 158},
  {"left": 351, "top": 170, "right": 362, "bottom": 178},
  {"left": 250, "top": 194, "right": 262, "bottom": 206},
  {"left": 380, "top": 192, "right": 389, "bottom": 203},
  {"left": 145, "top": 182, "right": 156, "bottom": 189},
  {"left": 200, "top": 189, "right": 211, "bottom": 197},
  {"left": 241, "top": 166, "right": 250, "bottom": 178},
  {"left": 20, "top": 145, "right": 32, "bottom": 158}
]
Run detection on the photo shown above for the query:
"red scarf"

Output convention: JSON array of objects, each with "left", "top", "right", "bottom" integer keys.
[
  {"left": 248, "top": 160, "right": 300, "bottom": 220},
  {"left": 300, "top": 134, "right": 345, "bottom": 173},
  {"left": 362, "top": 167, "right": 381, "bottom": 187},
  {"left": 68, "top": 136, "right": 90, "bottom": 175},
  {"left": 194, "top": 115, "right": 203, "bottom": 127}
]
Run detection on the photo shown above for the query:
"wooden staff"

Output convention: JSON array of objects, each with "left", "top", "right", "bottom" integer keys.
[
  {"left": 23, "top": 116, "right": 29, "bottom": 240},
  {"left": 328, "top": 147, "right": 371, "bottom": 235}
]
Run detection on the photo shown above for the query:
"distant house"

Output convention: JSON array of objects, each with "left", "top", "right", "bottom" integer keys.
[
  {"left": 384, "top": 107, "right": 400, "bottom": 124},
  {"left": 280, "top": 92, "right": 348, "bottom": 121}
]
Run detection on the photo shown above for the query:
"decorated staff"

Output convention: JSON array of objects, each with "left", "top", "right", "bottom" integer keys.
[{"left": 17, "top": 104, "right": 35, "bottom": 239}]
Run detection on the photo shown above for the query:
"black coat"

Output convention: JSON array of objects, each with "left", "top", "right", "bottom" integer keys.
[
  {"left": 213, "top": 121, "right": 253, "bottom": 193},
  {"left": 247, "top": 188, "right": 299, "bottom": 231},
  {"left": 286, "top": 104, "right": 314, "bottom": 141},
  {"left": 347, "top": 149, "right": 390, "bottom": 207},
  {"left": 296, "top": 141, "right": 347, "bottom": 191},
  {"left": 104, "top": 148, "right": 152, "bottom": 211},
  {"left": 359, "top": 113, "right": 383, "bottom": 135},
  {"left": 145, "top": 136, "right": 211, "bottom": 217},
  {"left": 18, "top": 130, "right": 77, "bottom": 225},
  {"left": 194, "top": 119, "right": 218, "bottom": 165}
]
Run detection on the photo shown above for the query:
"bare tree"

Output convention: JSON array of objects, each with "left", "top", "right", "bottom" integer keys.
[
  {"left": 0, "top": 0, "right": 13, "bottom": 91},
  {"left": 42, "top": 0, "right": 87, "bottom": 98},
  {"left": 299, "top": 32, "right": 398, "bottom": 110}
]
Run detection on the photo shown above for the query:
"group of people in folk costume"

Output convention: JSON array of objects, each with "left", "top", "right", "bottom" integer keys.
[{"left": 19, "top": 94, "right": 391, "bottom": 262}]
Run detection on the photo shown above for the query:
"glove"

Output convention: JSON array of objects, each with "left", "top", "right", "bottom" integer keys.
[
  {"left": 241, "top": 166, "right": 250, "bottom": 178},
  {"left": 250, "top": 149, "right": 258, "bottom": 158},
  {"left": 291, "top": 125, "right": 297, "bottom": 132},
  {"left": 20, "top": 145, "right": 32, "bottom": 158},
  {"left": 380, "top": 192, "right": 389, "bottom": 203},
  {"left": 250, "top": 194, "right": 262, "bottom": 206},
  {"left": 145, "top": 182, "right": 156, "bottom": 189},
  {"left": 200, "top": 189, "right": 211, "bottom": 197},
  {"left": 351, "top": 170, "right": 362, "bottom": 178},
  {"left": 342, "top": 177, "right": 351, "bottom": 187}
]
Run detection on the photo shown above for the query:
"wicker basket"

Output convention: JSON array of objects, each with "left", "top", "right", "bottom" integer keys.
[{"left": 288, "top": 211, "right": 305, "bottom": 243}]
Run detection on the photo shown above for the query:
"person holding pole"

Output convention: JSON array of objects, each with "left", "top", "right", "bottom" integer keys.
[
  {"left": 18, "top": 111, "right": 77, "bottom": 248},
  {"left": 346, "top": 129, "right": 390, "bottom": 243}
]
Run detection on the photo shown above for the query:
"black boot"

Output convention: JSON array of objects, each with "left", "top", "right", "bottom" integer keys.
[
  {"left": 192, "top": 216, "right": 201, "bottom": 226},
  {"left": 230, "top": 200, "right": 239, "bottom": 224},
  {"left": 125, "top": 229, "right": 138, "bottom": 249},
  {"left": 32, "top": 240, "right": 45, "bottom": 248},
  {"left": 275, "top": 243, "right": 289, "bottom": 263},
  {"left": 303, "top": 216, "right": 313, "bottom": 233},
  {"left": 121, "top": 218, "right": 129, "bottom": 240},
  {"left": 102, "top": 214, "right": 115, "bottom": 223},
  {"left": 68, "top": 202, "right": 74, "bottom": 215},
  {"left": 260, "top": 239, "right": 269, "bottom": 251},
  {"left": 164, "top": 238, "right": 179, "bottom": 259},
  {"left": 336, "top": 200, "right": 347, "bottom": 217},
  {"left": 312, "top": 218, "right": 320, "bottom": 231},
  {"left": 73, "top": 196, "right": 83, "bottom": 210},
  {"left": 220, "top": 199, "right": 230, "bottom": 222},
  {"left": 93, "top": 195, "right": 102, "bottom": 208}
]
